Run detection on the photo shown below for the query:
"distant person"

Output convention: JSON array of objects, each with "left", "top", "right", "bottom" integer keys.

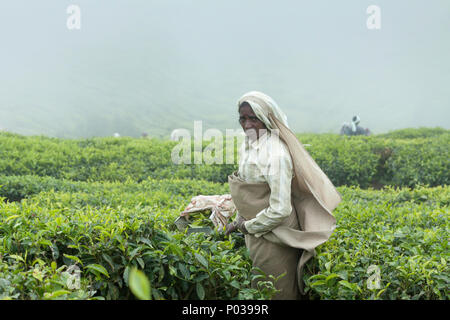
[
  {"left": 225, "top": 91, "right": 341, "bottom": 299},
  {"left": 141, "top": 132, "right": 148, "bottom": 138},
  {"left": 340, "top": 115, "right": 371, "bottom": 136}
]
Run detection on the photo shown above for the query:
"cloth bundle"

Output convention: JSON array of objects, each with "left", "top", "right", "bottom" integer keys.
[{"left": 180, "top": 194, "right": 237, "bottom": 230}]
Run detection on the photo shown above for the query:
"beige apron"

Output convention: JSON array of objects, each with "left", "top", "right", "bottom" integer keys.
[{"left": 229, "top": 171, "right": 336, "bottom": 299}]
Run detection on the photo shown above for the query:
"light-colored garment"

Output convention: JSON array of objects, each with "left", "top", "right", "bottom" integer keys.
[
  {"left": 238, "top": 131, "right": 294, "bottom": 237},
  {"left": 234, "top": 91, "right": 342, "bottom": 296},
  {"left": 351, "top": 115, "right": 361, "bottom": 132},
  {"left": 180, "top": 194, "right": 236, "bottom": 230}
]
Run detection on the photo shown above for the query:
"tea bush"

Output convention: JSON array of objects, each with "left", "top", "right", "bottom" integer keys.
[
  {"left": 0, "top": 129, "right": 448, "bottom": 300},
  {"left": 296, "top": 132, "right": 449, "bottom": 188},
  {"left": 304, "top": 185, "right": 449, "bottom": 300},
  {"left": 1, "top": 129, "right": 449, "bottom": 187},
  {"left": 384, "top": 135, "right": 450, "bottom": 188},
  {"left": 377, "top": 127, "right": 448, "bottom": 139},
  {"left": 0, "top": 258, "right": 97, "bottom": 300},
  {"left": 295, "top": 134, "right": 384, "bottom": 188},
  {"left": 0, "top": 177, "right": 276, "bottom": 300},
  {"left": 0, "top": 175, "right": 448, "bottom": 300}
]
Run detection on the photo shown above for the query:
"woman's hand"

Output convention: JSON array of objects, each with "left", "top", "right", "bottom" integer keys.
[{"left": 225, "top": 215, "right": 248, "bottom": 236}]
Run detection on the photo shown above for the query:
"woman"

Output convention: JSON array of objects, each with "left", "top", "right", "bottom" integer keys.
[{"left": 225, "top": 91, "right": 341, "bottom": 300}]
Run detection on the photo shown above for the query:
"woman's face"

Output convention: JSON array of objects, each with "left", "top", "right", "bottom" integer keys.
[{"left": 239, "top": 103, "right": 267, "bottom": 141}]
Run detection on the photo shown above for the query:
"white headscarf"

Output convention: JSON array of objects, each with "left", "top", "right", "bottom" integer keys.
[
  {"left": 236, "top": 90, "right": 341, "bottom": 212},
  {"left": 237, "top": 91, "right": 290, "bottom": 130}
]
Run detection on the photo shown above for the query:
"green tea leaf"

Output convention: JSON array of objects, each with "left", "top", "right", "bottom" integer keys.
[
  {"left": 63, "top": 254, "right": 83, "bottom": 266},
  {"left": 339, "top": 280, "right": 356, "bottom": 291},
  {"left": 136, "top": 257, "right": 145, "bottom": 269},
  {"left": 44, "top": 290, "right": 71, "bottom": 300},
  {"left": 86, "top": 263, "right": 109, "bottom": 278},
  {"left": 311, "top": 280, "right": 326, "bottom": 287},
  {"left": 178, "top": 263, "right": 190, "bottom": 279},
  {"left": 38, "top": 239, "right": 52, "bottom": 247},
  {"left": 8, "top": 254, "right": 25, "bottom": 263},
  {"left": 129, "top": 267, "right": 151, "bottom": 300},
  {"left": 196, "top": 282, "right": 205, "bottom": 300},
  {"left": 123, "top": 266, "right": 130, "bottom": 286},
  {"left": 194, "top": 253, "right": 208, "bottom": 269},
  {"left": 5, "top": 215, "right": 20, "bottom": 223},
  {"left": 325, "top": 273, "right": 341, "bottom": 285}
]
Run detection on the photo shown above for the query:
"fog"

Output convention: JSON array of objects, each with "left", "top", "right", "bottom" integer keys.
[{"left": 0, "top": 0, "right": 449, "bottom": 138}]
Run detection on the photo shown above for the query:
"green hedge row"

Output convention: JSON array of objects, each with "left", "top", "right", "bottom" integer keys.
[
  {"left": 0, "top": 132, "right": 236, "bottom": 184},
  {"left": 305, "top": 185, "right": 449, "bottom": 300},
  {"left": 0, "top": 176, "right": 275, "bottom": 300},
  {"left": 296, "top": 132, "right": 449, "bottom": 188},
  {"left": 376, "top": 127, "right": 448, "bottom": 139},
  {"left": 1, "top": 175, "right": 448, "bottom": 299},
  {"left": 0, "top": 129, "right": 448, "bottom": 189}
]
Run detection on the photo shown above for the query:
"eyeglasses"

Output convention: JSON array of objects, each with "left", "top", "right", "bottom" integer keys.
[{"left": 239, "top": 116, "right": 259, "bottom": 124}]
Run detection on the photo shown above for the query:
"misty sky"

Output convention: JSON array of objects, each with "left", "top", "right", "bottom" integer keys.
[{"left": 0, "top": 0, "right": 449, "bottom": 138}]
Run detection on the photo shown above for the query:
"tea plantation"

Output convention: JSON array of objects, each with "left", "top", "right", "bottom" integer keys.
[{"left": 0, "top": 128, "right": 448, "bottom": 300}]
